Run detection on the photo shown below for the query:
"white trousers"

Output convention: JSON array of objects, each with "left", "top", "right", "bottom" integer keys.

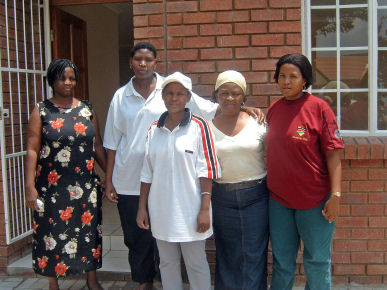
[{"left": 156, "top": 239, "right": 211, "bottom": 290}]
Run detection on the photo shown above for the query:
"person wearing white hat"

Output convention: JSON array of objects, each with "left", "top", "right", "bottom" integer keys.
[
  {"left": 104, "top": 42, "right": 265, "bottom": 290},
  {"left": 137, "top": 72, "right": 220, "bottom": 290},
  {"left": 210, "top": 70, "right": 269, "bottom": 289}
]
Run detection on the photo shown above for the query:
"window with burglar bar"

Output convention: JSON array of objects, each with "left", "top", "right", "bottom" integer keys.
[{"left": 305, "top": 0, "right": 387, "bottom": 136}]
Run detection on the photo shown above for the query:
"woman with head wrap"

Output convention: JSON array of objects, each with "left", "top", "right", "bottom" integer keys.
[{"left": 209, "top": 70, "right": 269, "bottom": 289}]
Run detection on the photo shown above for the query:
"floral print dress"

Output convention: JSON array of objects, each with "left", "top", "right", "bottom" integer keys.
[{"left": 32, "top": 100, "right": 102, "bottom": 278}]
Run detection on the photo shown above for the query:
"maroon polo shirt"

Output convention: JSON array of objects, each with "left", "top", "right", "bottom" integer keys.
[{"left": 266, "top": 93, "right": 344, "bottom": 209}]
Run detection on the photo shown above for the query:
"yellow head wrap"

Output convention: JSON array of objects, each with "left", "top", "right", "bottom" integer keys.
[{"left": 215, "top": 70, "right": 247, "bottom": 94}]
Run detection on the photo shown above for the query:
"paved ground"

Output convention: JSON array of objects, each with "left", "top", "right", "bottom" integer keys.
[
  {"left": 0, "top": 276, "right": 165, "bottom": 290},
  {"left": 0, "top": 275, "right": 386, "bottom": 290}
]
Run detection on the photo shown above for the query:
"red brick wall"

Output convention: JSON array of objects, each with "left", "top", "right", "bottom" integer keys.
[
  {"left": 332, "top": 137, "right": 387, "bottom": 285},
  {"left": 133, "top": 0, "right": 387, "bottom": 286},
  {"left": 133, "top": 0, "right": 301, "bottom": 107}
]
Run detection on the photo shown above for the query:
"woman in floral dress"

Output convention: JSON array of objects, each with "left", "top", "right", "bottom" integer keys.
[{"left": 25, "top": 59, "right": 106, "bottom": 290}]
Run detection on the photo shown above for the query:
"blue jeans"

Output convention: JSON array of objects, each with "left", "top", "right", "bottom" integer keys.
[
  {"left": 269, "top": 197, "right": 335, "bottom": 290},
  {"left": 212, "top": 179, "right": 269, "bottom": 290}
]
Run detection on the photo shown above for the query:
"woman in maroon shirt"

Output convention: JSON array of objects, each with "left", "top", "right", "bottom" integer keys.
[{"left": 266, "top": 54, "right": 343, "bottom": 290}]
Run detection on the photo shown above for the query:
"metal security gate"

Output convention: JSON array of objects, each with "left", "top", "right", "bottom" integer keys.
[{"left": 0, "top": 0, "right": 50, "bottom": 244}]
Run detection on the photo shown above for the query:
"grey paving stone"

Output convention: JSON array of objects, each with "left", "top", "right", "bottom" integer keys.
[
  {"left": 29, "top": 278, "right": 49, "bottom": 289},
  {"left": 14, "top": 278, "right": 39, "bottom": 289},
  {"left": 111, "top": 281, "right": 127, "bottom": 288},
  {"left": 3, "top": 277, "right": 24, "bottom": 282},
  {"left": 100, "top": 280, "right": 115, "bottom": 287},
  {"left": 0, "top": 281, "right": 23, "bottom": 288},
  {"left": 69, "top": 279, "right": 87, "bottom": 289},
  {"left": 0, "top": 277, "right": 24, "bottom": 288},
  {"left": 59, "top": 279, "right": 78, "bottom": 289}
]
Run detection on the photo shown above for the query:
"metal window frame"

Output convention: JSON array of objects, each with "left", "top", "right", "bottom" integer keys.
[
  {"left": 0, "top": 0, "right": 51, "bottom": 244},
  {"left": 304, "top": 0, "right": 387, "bottom": 136}
]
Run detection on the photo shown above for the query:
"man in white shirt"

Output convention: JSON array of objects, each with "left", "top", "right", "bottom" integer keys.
[{"left": 103, "top": 42, "right": 217, "bottom": 290}]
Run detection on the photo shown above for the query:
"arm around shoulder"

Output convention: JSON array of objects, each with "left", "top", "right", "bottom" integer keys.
[{"left": 189, "top": 92, "right": 218, "bottom": 120}]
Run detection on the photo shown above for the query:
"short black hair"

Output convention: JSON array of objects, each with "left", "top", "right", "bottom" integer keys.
[
  {"left": 131, "top": 42, "right": 157, "bottom": 58},
  {"left": 47, "top": 59, "right": 79, "bottom": 88},
  {"left": 274, "top": 53, "right": 313, "bottom": 89}
]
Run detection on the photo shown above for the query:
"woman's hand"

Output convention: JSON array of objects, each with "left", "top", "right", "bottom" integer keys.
[
  {"left": 196, "top": 208, "right": 210, "bottom": 233},
  {"left": 26, "top": 186, "right": 39, "bottom": 211},
  {"left": 241, "top": 106, "right": 266, "bottom": 124},
  {"left": 136, "top": 208, "right": 150, "bottom": 230},
  {"left": 105, "top": 180, "right": 118, "bottom": 203},
  {"left": 322, "top": 195, "right": 340, "bottom": 223}
]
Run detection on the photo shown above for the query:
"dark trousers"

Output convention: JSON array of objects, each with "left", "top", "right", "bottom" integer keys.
[
  {"left": 117, "top": 194, "right": 157, "bottom": 283},
  {"left": 212, "top": 179, "right": 269, "bottom": 290}
]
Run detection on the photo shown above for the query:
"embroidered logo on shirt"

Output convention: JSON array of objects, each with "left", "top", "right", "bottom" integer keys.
[
  {"left": 296, "top": 126, "right": 306, "bottom": 136},
  {"left": 292, "top": 126, "right": 308, "bottom": 141}
]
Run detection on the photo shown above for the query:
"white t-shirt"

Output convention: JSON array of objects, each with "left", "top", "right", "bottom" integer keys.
[
  {"left": 210, "top": 116, "right": 267, "bottom": 183},
  {"left": 103, "top": 73, "right": 218, "bottom": 195},
  {"left": 141, "top": 110, "right": 221, "bottom": 242}
]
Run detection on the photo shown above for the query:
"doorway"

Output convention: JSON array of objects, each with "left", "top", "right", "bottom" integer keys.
[{"left": 52, "top": 2, "right": 133, "bottom": 134}]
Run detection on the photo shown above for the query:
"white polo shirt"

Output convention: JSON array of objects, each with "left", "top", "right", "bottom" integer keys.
[
  {"left": 141, "top": 109, "right": 221, "bottom": 242},
  {"left": 103, "top": 73, "right": 218, "bottom": 195}
]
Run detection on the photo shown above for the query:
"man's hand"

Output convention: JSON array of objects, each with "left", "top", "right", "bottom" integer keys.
[
  {"left": 105, "top": 181, "right": 118, "bottom": 203},
  {"left": 242, "top": 106, "right": 266, "bottom": 124}
]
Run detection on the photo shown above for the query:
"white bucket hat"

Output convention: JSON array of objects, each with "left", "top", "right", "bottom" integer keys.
[{"left": 162, "top": 72, "right": 192, "bottom": 91}]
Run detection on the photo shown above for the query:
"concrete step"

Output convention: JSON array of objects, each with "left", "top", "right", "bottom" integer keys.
[{"left": 7, "top": 249, "right": 131, "bottom": 280}]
